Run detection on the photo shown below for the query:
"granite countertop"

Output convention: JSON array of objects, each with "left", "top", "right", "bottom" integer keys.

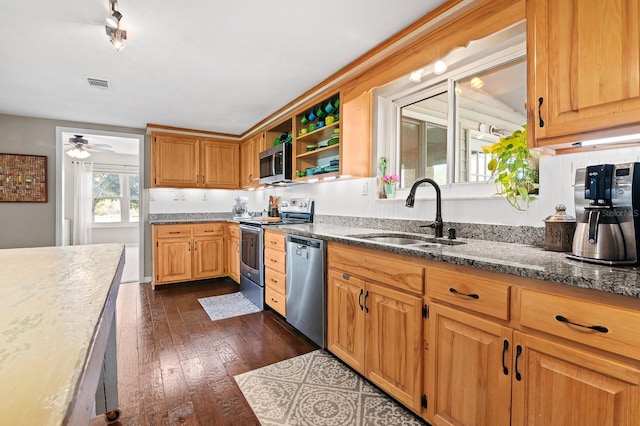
[
  {"left": 0, "top": 243, "right": 124, "bottom": 425},
  {"left": 277, "top": 223, "right": 640, "bottom": 299}
]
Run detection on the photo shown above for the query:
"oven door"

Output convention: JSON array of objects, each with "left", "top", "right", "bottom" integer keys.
[{"left": 239, "top": 224, "right": 263, "bottom": 285}]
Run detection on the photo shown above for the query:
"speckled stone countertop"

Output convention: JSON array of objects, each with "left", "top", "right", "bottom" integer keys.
[
  {"left": 149, "top": 212, "right": 237, "bottom": 225},
  {"left": 0, "top": 243, "right": 124, "bottom": 425},
  {"left": 277, "top": 223, "right": 640, "bottom": 299}
]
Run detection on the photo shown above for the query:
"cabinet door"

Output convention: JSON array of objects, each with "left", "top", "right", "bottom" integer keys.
[
  {"left": 512, "top": 332, "right": 640, "bottom": 426},
  {"left": 152, "top": 134, "right": 199, "bottom": 187},
  {"left": 429, "top": 304, "right": 512, "bottom": 426},
  {"left": 365, "top": 281, "right": 423, "bottom": 412},
  {"left": 529, "top": 0, "right": 640, "bottom": 145},
  {"left": 228, "top": 237, "right": 240, "bottom": 283},
  {"left": 193, "top": 235, "right": 225, "bottom": 279},
  {"left": 327, "top": 270, "right": 366, "bottom": 374},
  {"left": 155, "top": 237, "right": 192, "bottom": 283},
  {"left": 200, "top": 140, "right": 240, "bottom": 189},
  {"left": 239, "top": 138, "right": 254, "bottom": 188}
]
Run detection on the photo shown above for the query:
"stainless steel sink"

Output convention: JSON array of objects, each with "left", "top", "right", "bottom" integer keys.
[{"left": 346, "top": 233, "right": 465, "bottom": 247}]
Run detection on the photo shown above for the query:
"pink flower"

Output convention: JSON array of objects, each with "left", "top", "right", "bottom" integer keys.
[{"left": 382, "top": 174, "right": 400, "bottom": 184}]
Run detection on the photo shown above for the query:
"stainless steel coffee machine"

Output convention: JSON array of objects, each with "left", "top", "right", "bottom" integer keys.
[{"left": 570, "top": 163, "right": 640, "bottom": 265}]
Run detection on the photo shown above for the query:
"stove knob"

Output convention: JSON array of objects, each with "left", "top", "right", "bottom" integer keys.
[{"left": 300, "top": 202, "right": 307, "bottom": 207}]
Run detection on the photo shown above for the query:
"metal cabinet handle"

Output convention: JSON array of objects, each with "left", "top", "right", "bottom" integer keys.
[
  {"left": 555, "top": 315, "right": 609, "bottom": 333},
  {"left": 358, "top": 288, "right": 364, "bottom": 311},
  {"left": 364, "top": 290, "right": 369, "bottom": 313},
  {"left": 515, "top": 345, "right": 522, "bottom": 381},
  {"left": 271, "top": 298, "right": 278, "bottom": 304},
  {"left": 196, "top": 174, "right": 199, "bottom": 184},
  {"left": 194, "top": 241, "right": 197, "bottom": 251},
  {"left": 449, "top": 287, "right": 479, "bottom": 299},
  {"left": 187, "top": 241, "right": 191, "bottom": 252},
  {"left": 168, "top": 231, "right": 180, "bottom": 234},
  {"left": 202, "top": 175, "right": 205, "bottom": 184},
  {"left": 538, "top": 97, "right": 545, "bottom": 128},
  {"left": 502, "top": 340, "right": 509, "bottom": 375}
]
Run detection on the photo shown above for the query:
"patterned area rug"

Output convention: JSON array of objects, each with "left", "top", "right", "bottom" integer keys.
[
  {"left": 198, "top": 292, "right": 261, "bottom": 321},
  {"left": 234, "top": 350, "right": 426, "bottom": 425}
]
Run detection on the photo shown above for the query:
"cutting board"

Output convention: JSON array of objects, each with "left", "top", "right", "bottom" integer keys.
[{"left": 261, "top": 217, "right": 282, "bottom": 222}]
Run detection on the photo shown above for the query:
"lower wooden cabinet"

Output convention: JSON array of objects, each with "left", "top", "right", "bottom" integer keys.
[
  {"left": 227, "top": 223, "right": 240, "bottom": 283},
  {"left": 153, "top": 223, "right": 226, "bottom": 286},
  {"left": 428, "top": 303, "right": 512, "bottom": 426},
  {"left": 264, "top": 230, "right": 286, "bottom": 317},
  {"left": 512, "top": 332, "right": 640, "bottom": 426},
  {"left": 327, "top": 244, "right": 424, "bottom": 413}
]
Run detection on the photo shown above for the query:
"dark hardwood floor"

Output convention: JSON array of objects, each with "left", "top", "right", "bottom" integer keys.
[{"left": 109, "top": 278, "right": 317, "bottom": 426}]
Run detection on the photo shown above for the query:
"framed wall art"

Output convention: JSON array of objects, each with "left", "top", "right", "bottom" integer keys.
[{"left": 0, "top": 153, "right": 48, "bottom": 203}]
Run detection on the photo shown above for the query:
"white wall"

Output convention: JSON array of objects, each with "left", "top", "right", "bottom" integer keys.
[{"left": 149, "top": 146, "right": 640, "bottom": 228}]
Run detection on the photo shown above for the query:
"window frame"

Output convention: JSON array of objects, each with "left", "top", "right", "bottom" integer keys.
[{"left": 374, "top": 36, "right": 526, "bottom": 199}]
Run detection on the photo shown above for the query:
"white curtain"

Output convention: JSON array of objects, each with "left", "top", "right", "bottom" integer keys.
[{"left": 72, "top": 162, "right": 94, "bottom": 245}]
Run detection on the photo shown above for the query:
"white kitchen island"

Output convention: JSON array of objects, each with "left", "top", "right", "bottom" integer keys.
[{"left": 0, "top": 243, "right": 124, "bottom": 425}]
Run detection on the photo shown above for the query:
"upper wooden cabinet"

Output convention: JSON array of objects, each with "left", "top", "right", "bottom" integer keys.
[
  {"left": 528, "top": 0, "right": 640, "bottom": 148},
  {"left": 151, "top": 132, "right": 239, "bottom": 189},
  {"left": 240, "top": 132, "right": 264, "bottom": 188}
]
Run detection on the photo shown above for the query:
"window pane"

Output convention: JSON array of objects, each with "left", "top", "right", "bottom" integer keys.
[
  {"left": 129, "top": 174, "right": 139, "bottom": 199},
  {"left": 93, "top": 173, "right": 121, "bottom": 197},
  {"left": 93, "top": 198, "right": 121, "bottom": 223},
  {"left": 400, "top": 91, "right": 448, "bottom": 188},
  {"left": 453, "top": 57, "right": 527, "bottom": 183},
  {"left": 129, "top": 200, "right": 139, "bottom": 223}
]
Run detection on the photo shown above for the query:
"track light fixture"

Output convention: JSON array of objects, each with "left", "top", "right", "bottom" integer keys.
[{"left": 105, "top": 0, "right": 127, "bottom": 50}]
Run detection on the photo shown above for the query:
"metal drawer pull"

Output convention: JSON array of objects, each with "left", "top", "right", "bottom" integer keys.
[
  {"left": 364, "top": 290, "right": 369, "bottom": 313},
  {"left": 204, "top": 230, "right": 215, "bottom": 232},
  {"left": 449, "top": 288, "right": 479, "bottom": 299},
  {"left": 538, "top": 97, "right": 545, "bottom": 128},
  {"left": 515, "top": 345, "right": 522, "bottom": 381},
  {"left": 358, "top": 288, "right": 364, "bottom": 311},
  {"left": 501, "top": 339, "right": 509, "bottom": 375},
  {"left": 168, "top": 231, "right": 180, "bottom": 234},
  {"left": 555, "top": 315, "right": 609, "bottom": 333}
]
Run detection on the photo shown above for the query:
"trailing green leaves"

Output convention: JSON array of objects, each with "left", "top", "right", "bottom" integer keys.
[{"left": 482, "top": 126, "right": 538, "bottom": 211}]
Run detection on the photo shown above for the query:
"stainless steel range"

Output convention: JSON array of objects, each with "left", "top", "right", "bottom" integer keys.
[{"left": 238, "top": 198, "right": 314, "bottom": 309}]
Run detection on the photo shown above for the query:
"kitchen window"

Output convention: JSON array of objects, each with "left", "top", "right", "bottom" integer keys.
[
  {"left": 375, "top": 22, "right": 526, "bottom": 192},
  {"left": 92, "top": 171, "right": 139, "bottom": 224}
]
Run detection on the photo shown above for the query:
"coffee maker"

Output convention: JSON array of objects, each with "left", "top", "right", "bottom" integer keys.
[{"left": 570, "top": 163, "right": 640, "bottom": 265}]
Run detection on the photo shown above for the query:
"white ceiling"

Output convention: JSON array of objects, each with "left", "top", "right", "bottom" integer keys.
[{"left": 0, "top": 0, "right": 446, "bottom": 136}]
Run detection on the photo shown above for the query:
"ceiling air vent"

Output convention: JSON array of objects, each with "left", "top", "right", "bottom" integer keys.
[{"left": 87, "top": 77, "right": 110, "bottom": 89}]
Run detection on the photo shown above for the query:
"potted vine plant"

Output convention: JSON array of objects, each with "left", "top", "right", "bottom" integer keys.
[{"left": 482, "top": 125, "right": 538, "bottom": 211}]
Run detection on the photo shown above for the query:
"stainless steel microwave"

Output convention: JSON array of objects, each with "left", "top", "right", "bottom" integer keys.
[{"left": 259, "top": 143, "right": 292, "bottom": 184}]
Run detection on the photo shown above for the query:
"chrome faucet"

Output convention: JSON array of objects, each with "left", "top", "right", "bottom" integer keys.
[{"left": 406, "top": 178, "right": 443, "bottom": 238}]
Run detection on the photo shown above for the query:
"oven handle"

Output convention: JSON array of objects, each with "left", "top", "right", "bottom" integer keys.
[{"left": 240, "top": 224, "right": 262, "bottom": 233}]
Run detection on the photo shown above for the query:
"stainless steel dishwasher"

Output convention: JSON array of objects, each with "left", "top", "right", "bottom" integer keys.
[{"left": 286, "top": 235, "right": 326, "bottom": 348}]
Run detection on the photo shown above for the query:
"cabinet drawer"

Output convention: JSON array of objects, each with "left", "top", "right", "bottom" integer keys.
[
  {"left": 427, "top": 268, "right": 510, "bottom": 321},
  {"left": 264, "top": 230, "right": 286, "bottom": 252},
  {"left": 328, "top": 244, "right": 423, "bottom": 294},
  {"left": 227, "top": 224, "right": 239, "bottom": 239},
  {"left": 266, "top": 287, "right": 286, "bottom": 317},
  {"left": 265, "top": 268, "right": 286, "bottom": 295},
  {"left": 155, "top": 224, "right": 192, "bottom": 238},
  {"left": 520, "top": 289, "right": 640, "bottom": 360},
  {"left": 193, "top": 223, "right": 224, "bottom": 236},
  {"left": 264, "top": 247, "right": 286, "bottom": 273}
]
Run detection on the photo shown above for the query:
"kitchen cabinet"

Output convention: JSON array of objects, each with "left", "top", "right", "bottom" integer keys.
[
  {"left": 200, "top": 139, "right": 239, "bottom": 189},
  {"left": 425, "top": 263, "right": 640, "bottom": 426},
  {"left": 527, "top": 0, "right": 640, "bottom": 148},
  {"left": 327, "top": 243, "right": 424, "bottom": 412},
  {"left": 153, "top": 223, "right": 226, "bottom": 286},
  {"left": 151, "top": 132, "right": 239, "bottom": 189},
  {"left": 512, "top": 331, "right": 640, "bottom": 426},
  {"left": 240, "top": 133, "right": 264, "bottom": 188},
  {"left": 151, "top": 134, "right": 199, "bottom": 188},
  {"left": 192, "top": 223, "right": 225, "bottom": 279},
  {"left": 264, "top": 230, "right": 286, "bottom": 317},
  {"left": 428, "top": 304, "right": 512, "bottom": 426},
  {"left": 227, "top": 223, "right": 240, "bottom": 283}
]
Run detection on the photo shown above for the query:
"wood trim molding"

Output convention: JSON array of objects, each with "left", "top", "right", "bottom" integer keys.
[{"left": 146, "top": 123, "right": 240, "bottom": 141}]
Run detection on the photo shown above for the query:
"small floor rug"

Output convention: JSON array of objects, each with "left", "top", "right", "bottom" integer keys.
[
  {"left": 198, "top": 292, "right": 261, "bottom": 321},
  {"left": 234, "top": 350, "right": 426, "bottom": 426}
]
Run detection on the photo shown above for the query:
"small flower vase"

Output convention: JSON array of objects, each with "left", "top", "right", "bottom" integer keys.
[{"left": 384, "top": 182, "right": 396, "bottom": 199}]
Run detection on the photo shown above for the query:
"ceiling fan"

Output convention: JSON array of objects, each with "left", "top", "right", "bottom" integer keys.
[{"left": 65, "top": 135, "right": 114, "bottom": 159}]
